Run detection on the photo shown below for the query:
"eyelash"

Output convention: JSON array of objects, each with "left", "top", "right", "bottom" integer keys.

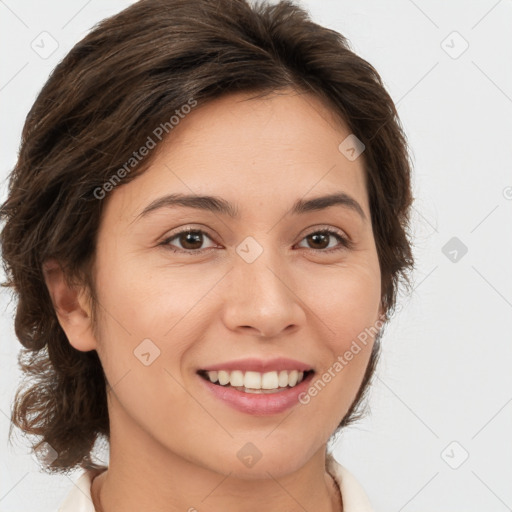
[{"left": 160, "top": 227, "right": 353, "bottom": 255}]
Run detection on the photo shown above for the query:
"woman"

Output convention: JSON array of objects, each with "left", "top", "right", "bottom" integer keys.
[{"left": 0, "top": 0, "right": 414, "bottom": 510}]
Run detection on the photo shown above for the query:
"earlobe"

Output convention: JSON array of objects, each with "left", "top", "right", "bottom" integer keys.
[{"left": 42, "top": 258, "right": 97, "bottom": 352}]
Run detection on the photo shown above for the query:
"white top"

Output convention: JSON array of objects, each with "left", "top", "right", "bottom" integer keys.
[{"left": 58, "top": 454, "right": 374, "bottom": 511}]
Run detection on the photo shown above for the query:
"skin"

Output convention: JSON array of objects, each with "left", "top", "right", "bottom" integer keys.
[{"left": 44, "top": 88, "right": 383, "bottom": 512}]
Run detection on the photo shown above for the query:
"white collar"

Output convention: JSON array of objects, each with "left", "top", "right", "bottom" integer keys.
[{"left": 326, "top": 453, "right": 375, "bottom": 511}]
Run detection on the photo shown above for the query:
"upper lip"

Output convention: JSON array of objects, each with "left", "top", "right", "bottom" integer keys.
[{"left": 199, "top": 357, "right": 314, "bottom": 373}]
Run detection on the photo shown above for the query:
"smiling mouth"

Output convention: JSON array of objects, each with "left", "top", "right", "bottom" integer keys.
[{"left": 197, "top": 369, "right": 315, "bottom": 394}]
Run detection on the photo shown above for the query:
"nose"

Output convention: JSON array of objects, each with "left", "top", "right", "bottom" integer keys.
[{"left": 220, "top": 252, "right": 306, "bottom": 339}]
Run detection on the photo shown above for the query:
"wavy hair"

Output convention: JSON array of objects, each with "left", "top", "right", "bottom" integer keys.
[{"left": 0, "top": 0, "right": 414, "bottom": 473}]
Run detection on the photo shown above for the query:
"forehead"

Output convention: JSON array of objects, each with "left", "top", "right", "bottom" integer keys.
[{"left": 104, "top": 89, "right": 369, "bottom": 223}]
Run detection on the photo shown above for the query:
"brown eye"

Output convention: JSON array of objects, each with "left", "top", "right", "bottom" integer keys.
[
  {"left": 306, "top": 232, "right": 330, "bottom": 250},
  {"left": 177, "top": 231, "right": 204, "bottom": 250},
  {"left": 161, "top": 227, "right": 351, "bottom": 256},
  {"left": 297, "top": 229, "right": 351, "bottom": 252},
  {"left": 162, "top": 229, "right": 216, "bottom": 253}
]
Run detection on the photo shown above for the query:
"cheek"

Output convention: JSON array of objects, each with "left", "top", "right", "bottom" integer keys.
[
  {"left": 92, "top": 247, "right": 215, "bottom": 396},
  {"left": 335, "top": 280, "right": 380, "bottom": 347},
  {"left": 300, "top": 276, "right": 380, "bottom": 425},
  {"left": 91, "top": 271, "right": 194, "bottom": 426},
  {"left": 94, "top": 244, "right": 186, "bottom": 337},
  {"left": 306, "top": 262, "right": 381, "bottom": 342},
  {"left": 300, "top": 259, "right": 381, "bottom": 406}
]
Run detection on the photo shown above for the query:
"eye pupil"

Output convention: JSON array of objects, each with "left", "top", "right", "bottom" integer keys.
[
  {"left": 308, "top": 232, "right": 329, "bottom": 249},
  {"left": 180, "top": 231, "right": 203, "bottom": 249}
]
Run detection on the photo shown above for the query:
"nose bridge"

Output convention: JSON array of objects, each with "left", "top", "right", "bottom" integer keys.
[{"left": 222, "top": 235, "right": 303, "bottom": 337}]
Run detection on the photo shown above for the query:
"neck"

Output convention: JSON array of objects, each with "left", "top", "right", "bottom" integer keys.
[
  {"left": 93, "top": 465, "right": 342, "bottom": 512},
  {"left": 91, "top": 395, "right": 343, "bottom": 512}
]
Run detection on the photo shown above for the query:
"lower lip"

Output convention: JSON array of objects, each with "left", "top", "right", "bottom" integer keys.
[{"left": 198, "top": 372, "right": 314, "bottom": 415}]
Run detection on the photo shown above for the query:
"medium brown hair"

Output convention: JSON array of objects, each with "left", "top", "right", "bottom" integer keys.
[{"left": 0, "top": 0, "right": 414, "bottom": 473}]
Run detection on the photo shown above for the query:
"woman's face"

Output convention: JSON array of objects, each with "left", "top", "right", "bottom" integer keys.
[{"left": 87, "top": 89, "right": 383, "bottom": 477}]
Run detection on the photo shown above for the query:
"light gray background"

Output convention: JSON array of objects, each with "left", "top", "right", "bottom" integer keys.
[{"left": 1, "top": 1, "right": 511, "bottom": 511}]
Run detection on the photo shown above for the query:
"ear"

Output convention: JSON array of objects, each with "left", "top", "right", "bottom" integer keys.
[{"left": 42, "top": 258, "right": 98, "bottom": 352}]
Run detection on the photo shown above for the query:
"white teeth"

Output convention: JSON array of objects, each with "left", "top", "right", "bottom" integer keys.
[
  {"left": 218, "top": 370, "right": 230, "bottom": 386},
  {"left": 203, "top": 369, "right": 309, "bottom": 390},
  {"left": 278, "top": 370, "right": 288, "bottom": 387},
  {"left": 244, "top": 371, "right": 262, "bottom": 389},
  {"left": 288, "top": 370, "right": 298, "bottom": 387},
  {"left": 230, "top": 370, "right": 244, "bottom": 387},
  {"left": 261, "top": 371, "right": 279, "bottom": 389}
]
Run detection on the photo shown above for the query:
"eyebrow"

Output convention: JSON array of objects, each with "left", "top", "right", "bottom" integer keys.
[{"left": 135, "top": 192, "right": 367, "bottom": 222}]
